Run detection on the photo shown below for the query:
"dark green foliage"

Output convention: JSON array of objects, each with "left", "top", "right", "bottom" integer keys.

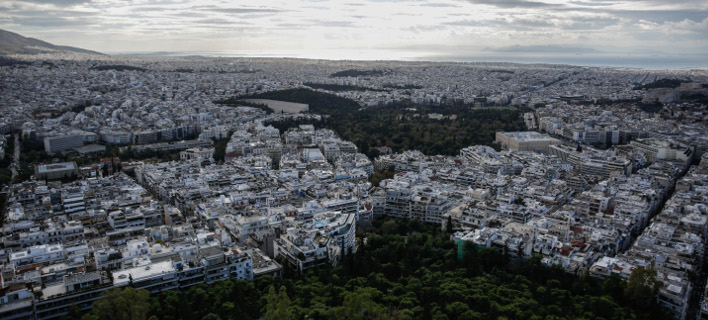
[
  {"left": 680, "top": 92, "right": 708, "bottom": 103},
  {"left": 71, "top": 99, "right": 95, "bottom": 113},
  {"left": 382, "top": 83, "right": 423, "bottom": 90},
  {"left": 213, "top": 98, "right": 273, "bottom": 114},
  {"left": 268, "top": 98, "right": 528, "bottom": 156},
  {"left": 143, "top": 280, "right": 266, "bottom": 320},
  {"left": 331, "top": 287, "right": 387, "bottom": 320},
  {"left": 590, "top": 98, "right": 642, "bottom": 106},
  {"left": 488, "top": 69, "right": 515, "bottom": 74},
  {"left": 0, "top": 135, "right": 13, "bottom": 168},
  {"left": 370, "top": 170, "right": 395, "bottom": 187},
  {"left": 601, "top": 276, "right": 626, "bottom": 301},
  {"left": 304, "top": 82, "right": 388, "bottom": 92},
  {"left": 330, "top": 69, "right": 386, "bottom": 78},
  {"left": 18, "top": 135, "right": 50, "bottom": 164},
  {"left": 0, "top": 194, "right": 5, "bottom": 228},
  {"left": 60, "top": 304, "right": 82, "bottom": 320},
  {"left": 625, "top": 268, "right": 662, "bottom": 309},
  {"left": 212, "top": 137, "right": 230, "bottom": 162},
  {"left": 13, "top": 163, "right": 32, "bottom": 183},
  {"left": 0, "top": 56, "right": 30, "bottom": 66},
  {"left": 637, "top": 102, "right": 664, "bottom": 113},
  {"left": 0, "top": 167, "right": 11, "bottom": 187},
  {"left": 239, "top": 88, "right": 361, "bottom": 116},
  {"left": 14, "top": 137, "right": 39, "bottom": 182},
  {"left": 265, "top": 285, "right": 294, "bottom": 320},
  {"left": 0, "top": 136, "right": 13, "bottom": 186},
  {"left": 83, "top": 287, "right": 150, "bottom": 320},
  {"left": 88, "top": 218, "right": 670, "bottom": 320},
  {"left": 90, "top": 65, "right": 147, "bottom": 72},
  {"left": 633, "top": 79, "right": 683, "bottom": 90}
]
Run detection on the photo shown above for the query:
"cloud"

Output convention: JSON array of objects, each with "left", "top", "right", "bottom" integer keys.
[
  {"left": 304, "top": 19, "right": 356, "bottom": 28},
  {"left": 464, "top": 0, "right": 555, "bottom": 8},
  {"left": 195, "top": 6, "right": 283, "bottom": 14},
  {"left": 201, "top": 8, "right": 282, "bottom": 14},
  {"left": 636, "top": 16, "right": 708, "bottom": 35},
  {"left": 569, "top": 1, "right": 614, "bottom": 6},
  {"left": 488, "top": 44, "right": 601, "bottom": 53},
  {"left": 419, "top": 2, "right": 460, "bottom": 7},
  {"left": 599, "top": 9, "right": 708, "bottom": 23},
  {"left": 11, "top": 16, "right": 93, "bottom": 27},
  {"left": 0, "top": 0, "right": 705, "bottom": 65},
  {"left": 4, "top": 9, "right": 98, "bottom": 18},
  {"left": 192, "top": 18, "right": 249, "bottom": 26},
  {"left": 14, "top": 0, "right": 89, "bottom": 7}
]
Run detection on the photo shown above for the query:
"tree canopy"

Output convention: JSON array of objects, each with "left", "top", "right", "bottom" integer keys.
[
  {"left": 83, "top": 218, "right": 671, "bottom": 320},
  {"left": 330, "top": 69, "right": 387, "bottom": 78},
  {"left": 83, "top": 287, "right": 150, "bottom": 320},
  {"left": 265, "top": 285, "right": 294, "bottom": 320},
  {"left": 238, "top": 88, "right": 361, "bottom": 116},
  {"left": 268, "top": 99, "right": 527, "bottom": 157}
]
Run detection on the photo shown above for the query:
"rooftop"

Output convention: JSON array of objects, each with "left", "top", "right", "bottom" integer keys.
[
  {"left": 497, "top": 131, "right": 559, "bottom": 142},
  {"left": 112, "top": 260, "right": 176, "bottom": 286},
  {"left": 36, "top": 162, "right": 78, "bottom": 173}
]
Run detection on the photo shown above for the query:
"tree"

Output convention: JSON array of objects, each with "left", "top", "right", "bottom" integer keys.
[
  {"left": 445, "top": 215, "right": 453, "bottom": 234},
  {"left": 332, "top": 287, "right": 386, "bottom": 320},
  {"left": 202, "top": 314, "right": 221, "bottom": 320},
  {"left": 89, "top": 287, "right": 150, "bottom": 320},
  {"left": 264, "top": 285, "right": 292, "bottom": 320},
  {"left": 60, "top": 304, "right": 82, "bottom": 320},
  {"left": 86, "top": 217, "right": 655, "bottom": 320},
  {"left": 601, "top": 275, "right": 626, "bottom": 301},
  {"left": 212, "top": 136, "right": 230, "bottom": 163},
  {"left": 625, "top": 267, "right": 662, "bottom": 309}
]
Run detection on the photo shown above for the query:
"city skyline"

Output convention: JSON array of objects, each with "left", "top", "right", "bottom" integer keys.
[
  {"left": 2, "top": 3, "right": 708, "bottom": 317},
  {"left": 1, "top": 0, "right": 706, "bottom": 68}
]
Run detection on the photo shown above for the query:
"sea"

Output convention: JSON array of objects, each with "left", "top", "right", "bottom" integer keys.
[{"left": 114, "top": 49, "right": 708, "bottom": 71}]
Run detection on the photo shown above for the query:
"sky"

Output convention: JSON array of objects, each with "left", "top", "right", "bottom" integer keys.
[{"left": 0, "top": 0, "right": 706, "bottom": 67}]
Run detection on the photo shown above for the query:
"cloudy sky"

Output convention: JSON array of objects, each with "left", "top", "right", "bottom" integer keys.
[{"left": 0, "top": 0, "right": 706, "bottom": 66}]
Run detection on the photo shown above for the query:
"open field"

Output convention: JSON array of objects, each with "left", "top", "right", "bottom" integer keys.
[{"left": 241, "top": 99, "right": 309, "bottom": 114}]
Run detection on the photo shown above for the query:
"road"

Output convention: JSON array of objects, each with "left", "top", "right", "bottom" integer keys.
[{"left": 10, "top": 133, "right": 19, "bottom": 181}]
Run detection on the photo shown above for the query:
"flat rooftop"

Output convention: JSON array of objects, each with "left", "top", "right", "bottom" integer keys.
[
  {"left": 75, "top": 144, "right": 106, "bottom": 153},
  {"left": 112, "top": 260, "right": 175, "bottom": 286},
  {"left": 497, "top": 131, "right": 559, "bottom": 142},
  {"left": 36, "top": 162, "right": 77, "bottom": 173}
]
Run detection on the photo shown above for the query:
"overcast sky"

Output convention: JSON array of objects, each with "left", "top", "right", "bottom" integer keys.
[{"left": 0, "top": 0, "right": 706, "bottom": 64}]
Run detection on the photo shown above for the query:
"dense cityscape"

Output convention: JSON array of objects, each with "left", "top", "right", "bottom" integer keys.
[{"left": 1, "top": 34, "right": 708, "bottom": 320}]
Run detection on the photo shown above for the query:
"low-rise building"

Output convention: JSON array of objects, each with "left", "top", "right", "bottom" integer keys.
[{"left": 35, "top": 162, "right": 79, "bottom": 180}]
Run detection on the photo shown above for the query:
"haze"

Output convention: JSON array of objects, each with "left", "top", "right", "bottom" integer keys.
[{"left": 0, "top": 0, "right": 706, "bottom": 67}]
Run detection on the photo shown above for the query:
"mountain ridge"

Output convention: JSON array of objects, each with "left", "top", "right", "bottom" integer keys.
[{"left": 0, "top": 28, "right": 104, "bottom": 55}]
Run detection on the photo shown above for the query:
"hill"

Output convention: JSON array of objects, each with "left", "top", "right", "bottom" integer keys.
[{"left": 0, "top": 28, "right": 104, "bottom": 55}]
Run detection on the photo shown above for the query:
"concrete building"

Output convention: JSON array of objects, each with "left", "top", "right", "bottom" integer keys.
[
  {"left": 179, "top": 147, "right": 214, "bottom": 163},
  {"left": 495, "top": 131, "right": 560, "bottom": 153},
  {"left": 44, "top": 135, "right": 83, "bottom": 153},
  {"left": 9, "top": 244, "right": 64, "bottom": 267},
  {"left": 274, "top": 211, "right": 355, "bottom": 273},
  {"left": 630, "top": 139, "right": 694, "bottom": 166},
  {"left": 35, "top": 162, "right": 79, "bottom": 180}
]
